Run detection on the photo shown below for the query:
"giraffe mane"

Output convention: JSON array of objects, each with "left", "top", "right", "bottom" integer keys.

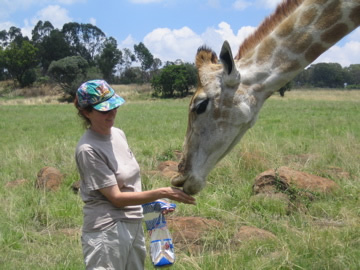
[{"left": 235, "top": 0, "right": 305, "bottom": 60}]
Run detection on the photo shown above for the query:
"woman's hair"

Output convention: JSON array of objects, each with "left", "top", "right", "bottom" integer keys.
[{"left": 74, "top": 95, "right": 93, "bottom": 129}]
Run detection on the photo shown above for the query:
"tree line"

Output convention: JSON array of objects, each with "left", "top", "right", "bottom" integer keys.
[{"left": 0, "top": 21, "right": 359, "bottom": 99}]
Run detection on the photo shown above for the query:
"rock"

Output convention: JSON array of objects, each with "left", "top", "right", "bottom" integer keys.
[
  {"left": 253, "top": 166, "right": 339, "bottom": 195},
  {"left": 35, "top": 167, "right": 63, "bottom": 191},
  {"left": 232, "top": 226, "right": 276, "bottom": 244}
]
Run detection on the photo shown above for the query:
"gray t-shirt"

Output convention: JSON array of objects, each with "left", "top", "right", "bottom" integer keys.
[{"left": 75, "top": 127, "right": 143, "bottom": 232}]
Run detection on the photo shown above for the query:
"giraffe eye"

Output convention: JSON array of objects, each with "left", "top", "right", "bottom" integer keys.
[{"left": 193, "top": 99, "right": 209, "bottom": 115}]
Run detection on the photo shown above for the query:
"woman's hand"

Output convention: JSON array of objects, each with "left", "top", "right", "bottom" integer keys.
[
  {"left": 162, "top": 187, "right": 196, "bottom": 205},
  {"left": 162, "top": 208, "right": 175, "bottom": 215}
]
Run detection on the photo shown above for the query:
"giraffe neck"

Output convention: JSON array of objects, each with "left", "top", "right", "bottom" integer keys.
[{"left": 237, "top": 0, "right": 360, "bottom": 94}]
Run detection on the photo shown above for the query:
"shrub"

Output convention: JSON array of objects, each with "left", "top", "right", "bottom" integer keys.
[
  {"left": 151, "top": 64, "right": 197, "bottom": 98},
  {"left": 48, "top": 56, "right": 88, "bottom": 99}
]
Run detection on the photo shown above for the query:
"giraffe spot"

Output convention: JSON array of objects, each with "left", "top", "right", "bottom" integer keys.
[
  {"left": 221, "top": 109, "right": 231, "bottom": 119},
  {"left": 350, "top": 6, "right": 360, "bottom": 26},
  {"left": 314, "top": 0, "right": 342, "bottom": 30},
  {"left": 305, "top": 43, "right": 326, "bottom": 63},
  {"left": 304, "top": 0, "right": 327, "bottom": 6},
  {"left": 284, "top": 31, "right": 313, "bottom": 54},
  {"left": 249, "top": 95, "right": 257, "bottom": 106},
  {"left": 256, "top": 37, "right": 277, "bottom": 65},
  {"left": 321, "top": 23, "right": 349, "bottom": 44},
  {"left": 275, "top": 16, "right": 296, "bottom": 38},
  {"left": 213, "top": 109, "right": 221, "bottom": 120},
  {"left": 222, "top": 97, "right": 234, "bottom": 109},
  {"left": 298, "top": 6, "right": 317, "bottom": 28},
  {"left": 254, "top": 72, "right": 269, "bottom": 83},
  {"left": 272, "top": 51, "right": 301, "bottom": 73}
]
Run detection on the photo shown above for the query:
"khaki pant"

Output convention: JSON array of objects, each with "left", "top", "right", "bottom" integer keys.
[{"left": 82, "top": 220, "right": 146, "bottom": 270}]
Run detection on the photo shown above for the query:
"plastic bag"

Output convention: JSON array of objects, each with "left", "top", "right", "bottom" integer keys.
[{"left": 142, "top": 200, "right": 176, "bottom": 267}]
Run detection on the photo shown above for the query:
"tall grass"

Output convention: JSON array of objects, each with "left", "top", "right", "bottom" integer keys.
[{"left": 0, "top": 89, "right": 359, "bottom": 269}]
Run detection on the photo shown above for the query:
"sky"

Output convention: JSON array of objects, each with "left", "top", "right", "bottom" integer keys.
[{"left": 0, "top": 0, "right": 359, "bottom": 67}]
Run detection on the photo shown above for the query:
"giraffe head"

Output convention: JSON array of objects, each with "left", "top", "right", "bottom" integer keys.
[
  {"left": 171, "top": 41, "right": 261, "bottom": 195},
  {"left": 172, "top": 0, "right": 360, "bottom": 195}
]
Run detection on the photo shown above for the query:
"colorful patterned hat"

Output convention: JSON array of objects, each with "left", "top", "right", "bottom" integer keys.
[{"left": 76, "top": 79, "right": 125, "bottom": 111}]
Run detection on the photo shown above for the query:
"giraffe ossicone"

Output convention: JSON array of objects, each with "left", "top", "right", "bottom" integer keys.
[{"left": 172, "top": 0, "right": 360, "bottom": 195}]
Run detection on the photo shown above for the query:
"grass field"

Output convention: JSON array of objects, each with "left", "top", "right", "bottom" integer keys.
[{"left": 0, "top": 87, "right": 359, "bottom": 269}]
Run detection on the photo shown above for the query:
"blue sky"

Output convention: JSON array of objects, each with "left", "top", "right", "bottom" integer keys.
[{"left": 1, "top": 0, "right": 359, "bottom": 66}]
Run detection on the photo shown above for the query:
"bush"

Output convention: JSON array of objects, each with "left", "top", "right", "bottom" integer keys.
[
  {"left": 345, "top": 84, "right": 360, "bottom": 89},
  {"left": 48, "top": 56, "right": 89, "bottom": 99},
  {"left": 21, "top": 69, "right": 37, "bottom": 87},
  {"left": 151, "top": 64, "right": 197, "bottom": 98}
]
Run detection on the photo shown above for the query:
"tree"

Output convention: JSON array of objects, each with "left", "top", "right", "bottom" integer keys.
[
  {"left": 48, "top": 56, "right": 89, "bottom": 99},
  {"left": 309, "top": 63, "right": 344, "bottom": 88},
  {"left": 62, "top": 23, "right": 106, "bottom": 64},
  {"left": 134, "top": 42, "right": 154, "bottom": 81},
  {"left": 151, "top": 64, "right": 197, "bottom": 98},
  {"left": 151, "top": 58, "right": 162, "bottom": 74},
  {"left": 96, "top": 37, "right": 122, "bottom": 82},
  {"left": 0, "top": 30, "right": 8, "bottom": 48},
  {"left": 0, "top": 27, "right": 28, "bottom": 49},
  {"left": 32, "top": 20, "right": 54, "bottom": 44},
  {"left": 2, "top": 40, "right": 39, "bottom": 87},
  {"left": 119, "top": 67, "right": 143, "bottom": 84},
  {"left": 37, "top": 29, "right": 72, "bottom": 73},
  {"left": 122, "top": 48, "right": 136, "bottom": 70},
  {"left": 0, "top": 47, "right": 6, "bottom": 80},
  {"left": 344, "top": 64, "right": 360, "bottom": 86}
]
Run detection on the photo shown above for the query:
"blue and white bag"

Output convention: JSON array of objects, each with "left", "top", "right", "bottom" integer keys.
[{"left": 142, "top": 200, "right": 176, "bottom": 267}]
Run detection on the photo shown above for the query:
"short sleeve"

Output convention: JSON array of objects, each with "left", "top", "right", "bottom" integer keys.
[{"left": 76, "top": 145, "right": 117, "bottom": 191}]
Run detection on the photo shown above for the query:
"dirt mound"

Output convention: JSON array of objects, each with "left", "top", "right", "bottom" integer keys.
[
  {"left": 167, "top": 216, "right": 223, "bottom": 253},
  {"left": 5, "top": 179, "right": 29, "bottom": 188},
  {"left": 232, "top": 226, "right": 276, "bottom": 245},
  {"left": 35, "top": 167, "right": 64, "bottom": 191},
  {"left": 253, "top": 166, "right": 339, "bottom": 195}
]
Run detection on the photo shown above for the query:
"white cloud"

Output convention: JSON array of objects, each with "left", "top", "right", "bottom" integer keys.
[
  {"left": 232, "top": 0, "right": 252, "bottom": 10},
  {"left": 0, "top": 21, "right": 14, "bottom": 31},
  {"left": 257, "top": 0, "right": 283, "bottom": 9},
  {"left": 89, "top": 17, "right": 96, "bottom": 25},
  {"left": 143, "top": 27, "right": 203, "bottom": 62},
  {"left": 207, "top": 0, "right": 220, "bottom": 8},
  {"left": 129, "top": 0, "right": 164, "bottom": 3},
  {"left": 57, "top": 0, "right": 86, "bottom": 4},
  {"left": 314, "top": 41, "right": 360, "bottom": 67},
  {"left": 140, "top": 22, "right": 256, "bottom": 63},
  {"left": 15, "top": 5, "right": 72, "bottom": 37},
  {"left": 347, "top": 27, "right": 360, "bottom": 42},
  {"left": 119, "top": 34, "right": 137, "bottom": 49},
  {"left": 31, "top": 5, "right": 72, "bottom": 29}
]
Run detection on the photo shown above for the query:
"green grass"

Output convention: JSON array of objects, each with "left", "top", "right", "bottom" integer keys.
[{"left": 0, "top": 90, "right": 359, "bottom": 269}]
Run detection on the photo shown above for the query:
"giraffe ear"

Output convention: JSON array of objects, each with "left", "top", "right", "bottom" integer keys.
[{"left": 220, "top": 41, "right": 240, "bottom": 87}]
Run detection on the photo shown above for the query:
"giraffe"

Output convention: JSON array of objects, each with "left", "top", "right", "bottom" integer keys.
[{"left": 171, "top": 0, "right": 360, "bottom": 195}]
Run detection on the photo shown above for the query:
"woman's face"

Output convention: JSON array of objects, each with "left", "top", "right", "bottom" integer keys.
[{"left": 83, "top": 108, "right": 118, "bottom": 135}]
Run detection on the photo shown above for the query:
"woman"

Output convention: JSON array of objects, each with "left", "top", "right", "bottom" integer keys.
[{"left": 74, "top": 79, "right": 196, "bottom": 270}]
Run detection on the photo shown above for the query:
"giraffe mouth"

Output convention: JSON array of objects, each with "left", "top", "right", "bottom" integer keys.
[
  {"left": 171, "top": 173, "right": 186, "bottom": 187},
  {"left": 171, "top": 174, "right": 205, "bottom": 195}
]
